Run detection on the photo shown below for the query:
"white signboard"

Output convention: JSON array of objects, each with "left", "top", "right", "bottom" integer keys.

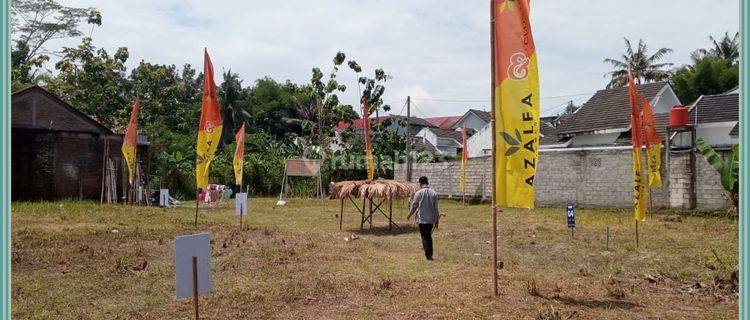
[
  {"left": 235, "top": 193, "right": 248, "bottom": 216},
  {"left": 174, "top": 233, "right": 212, "bottom": 298},
  {"left": 159, "top": 189, "right": 169, "bottom": 207}
]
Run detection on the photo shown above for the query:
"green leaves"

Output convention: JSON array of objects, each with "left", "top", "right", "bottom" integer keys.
[
  {"left": 696, "top": 138, "right": 739, "bottom": 194},
  {"left": 500, "top": 129, "right": 522, "bottom": 156}
]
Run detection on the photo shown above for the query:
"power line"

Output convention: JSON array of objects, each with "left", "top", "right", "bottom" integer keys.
[{"left": 408, "top": 91, "right": 596, "bottom": 103}]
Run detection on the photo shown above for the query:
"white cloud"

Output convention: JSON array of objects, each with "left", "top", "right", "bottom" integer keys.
[{"left": 41, "top": 0, "right": 740, "bottom": 118}]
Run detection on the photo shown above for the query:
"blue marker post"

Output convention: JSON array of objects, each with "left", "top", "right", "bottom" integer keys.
[{"left": 566, "top": 204, "right": 576, "bottom": 239}]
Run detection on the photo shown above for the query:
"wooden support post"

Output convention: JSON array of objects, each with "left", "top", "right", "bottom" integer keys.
[
  {"left": 361, "top": 197, "right": 366, "bottom": 230},
  {"left": 389, "top": 198, "right": 393, "bottom": 231},
  {"left": 339, "top": 198, "right": 344, "bottom": 231},
  {"left": 192, "top": 256, "right": 199, "bottom": 320},
  {"left": 368, "top": 198, "right": 373, "bottom": 229}
]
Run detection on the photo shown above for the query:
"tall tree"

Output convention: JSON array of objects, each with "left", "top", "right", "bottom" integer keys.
[
  {"left": 603, "top": 38, "right": 673, "bottom": 88},
  {"left": 219, "top": 69, "right": 250, "bottom": 145},
  {"left": 692, "top": 32, "right": 739, "bottom": 65},
  {"left": 10, "top": 0, "right": 100, "bottom": 89},
  {"left": 671, "top": 56, "right": 739, "bottom": 104},
  {"left": 45, "top": 37, "right": 130, "bottom": 127}
]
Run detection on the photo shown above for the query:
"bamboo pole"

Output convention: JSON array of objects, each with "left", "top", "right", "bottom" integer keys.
[{"left": 490, "top": 0, "right": 499, "bottom": 297}]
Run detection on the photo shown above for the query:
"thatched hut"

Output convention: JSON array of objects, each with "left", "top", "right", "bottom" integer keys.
[{"left": 329, "top": 179, "right": 420, "bottom": 231}]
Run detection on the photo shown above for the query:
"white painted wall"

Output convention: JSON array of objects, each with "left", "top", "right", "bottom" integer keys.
[
  {"left": 651, "top": 85, "right": 681, "bottom": 113},
  {"left": 415, "top": 127, "right": 438, "bottom": 149},
  {"left": 455, "top": 112, "right": 488, "bottom": 131},
  {"left": 672, "top": 121, "right": 737, "bottom": 147},
  {"left": 569, "top": 132, "right": 621, "bottom": 147},
  {"left": 466, "top": 124, "right": 492, "bottom": 158}
]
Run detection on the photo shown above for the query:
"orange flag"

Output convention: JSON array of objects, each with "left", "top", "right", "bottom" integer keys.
[
  {"left": 628, "top": 71, "right": 647, "bottom": 221},
  {"left": 641, "top": 97, "right": 663, "bottom": 188},
  {"left": 361, "top": 100, "right": 375, "bottom": 180},
  {"left": 196, "top": 49, "right": 224, "bottom": 189},
  {"left": 121, "top": 97, "right": 141, "bottom": 185},
  {"left": 233, "top": 123, "right": 245, "bottom": 186}
]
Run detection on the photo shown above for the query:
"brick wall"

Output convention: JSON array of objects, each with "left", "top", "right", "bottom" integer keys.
[{"left": 395, "top": 147, "right": 730, "bottom": 210}]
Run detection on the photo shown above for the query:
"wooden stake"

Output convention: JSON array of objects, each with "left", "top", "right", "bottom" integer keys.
[
  {"left": 194, "top": 190, "right": 200, "bottom": 227},
  {"left": 635, "top": 220, "right": 640, "bottom": 250},
  {"left": 490, "top": 0, "right": 499, "bottom": 297},
  {"left": 606, "top": 226, "right": 610, "bottom": 251},
  {"left": 192, "top": 256, "right": 199, "bottom": 320}
]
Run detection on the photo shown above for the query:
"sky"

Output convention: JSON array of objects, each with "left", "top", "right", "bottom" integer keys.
[{"left": 46, "top": 0, "right": 739, "bottom": 118}]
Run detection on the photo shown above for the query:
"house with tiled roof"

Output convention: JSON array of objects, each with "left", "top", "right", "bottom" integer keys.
[
  {"left": 424, "top": 116, "right": 462, "bottom": 130},
  {"left": 453, "top": 109, "right": 492, "bottom": 132},
  {"left": 671, "top": 90, "right": 739, "bottom": 149},
  {"left": 554, "top": 82, "right": 680, "bottom": 147},
  {"left": 414, "top": 127, "right": 466, "bottom": 155}
]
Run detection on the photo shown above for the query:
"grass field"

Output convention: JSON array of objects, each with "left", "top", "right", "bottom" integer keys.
[{"left": 11, "top": 198, "right": 738, "bottom": 319}]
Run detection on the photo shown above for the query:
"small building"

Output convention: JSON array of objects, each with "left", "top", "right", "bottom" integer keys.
[
  {"left": 11, "top": 85, "right": 149, "bottom": 202},
  {"left": 555, "top": 82, "right": 679, "bottom": 147}
]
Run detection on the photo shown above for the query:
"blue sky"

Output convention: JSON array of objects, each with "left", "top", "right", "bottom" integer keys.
[{"left": 50, "top": 0, "right": 739, "bottom": 117}]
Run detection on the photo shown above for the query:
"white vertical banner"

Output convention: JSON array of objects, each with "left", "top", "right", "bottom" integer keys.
[
  {"left": 174, "top": 233, "right": 212, "bottom": 298},
  {"left": 235, "top": 193, "right": 248, "bottom": 216}
]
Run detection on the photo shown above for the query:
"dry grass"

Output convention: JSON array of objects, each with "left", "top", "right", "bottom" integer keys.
[{"left": 11, "top": 199, "right": 738, "bottom": 319}]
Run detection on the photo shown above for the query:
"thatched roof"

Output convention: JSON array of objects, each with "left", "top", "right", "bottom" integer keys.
[{"left": 329, "top": 179, "right": 420, "bottom": 200}]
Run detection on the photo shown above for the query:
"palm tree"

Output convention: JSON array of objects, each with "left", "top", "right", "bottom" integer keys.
[
  {"left": 603, "top": 38, "right": 673, "bottom": 88},
  {"left": 692, "top": 32, "right": 739, "bottom": 65}
]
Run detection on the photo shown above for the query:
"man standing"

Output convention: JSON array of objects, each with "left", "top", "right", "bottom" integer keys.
[{"left": 408, "top": 176, "right": 440, "bottom": 260}]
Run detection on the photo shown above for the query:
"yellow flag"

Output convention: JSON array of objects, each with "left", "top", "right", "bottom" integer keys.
[
  {"left": 196, "top": 50, "right": 223, "bottom": 189},
  {"left": 233, "top": 124, "right": 245, "bottom": 186},
  {"left": 492, "top": 0, "right": 540, "bottom": 208},
  {"left": 641, "top": 97, "right": 663, "bottom": 188},
  {"left": 361, "top": 100, "right": 375, "bottom": 180},
  {"left": 121, "top": 97, "right": 141, "bottom": 185},
  {"left": 628, "top": 71, "right": 648, "bottom": 221},
  {"left": 459, "top": 126, "right": 468, "bottom": 190}
]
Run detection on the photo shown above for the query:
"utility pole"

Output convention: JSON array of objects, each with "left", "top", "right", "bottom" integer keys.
[{"left": 406, "top": 96, "right": 412, "bottom": 182}]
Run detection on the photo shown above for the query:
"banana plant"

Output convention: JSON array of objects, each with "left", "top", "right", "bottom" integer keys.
[{"left": 696, "top": 138, "right": 739, "bottom": 211}]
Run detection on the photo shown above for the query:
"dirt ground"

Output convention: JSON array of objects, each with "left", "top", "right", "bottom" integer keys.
[{"left": 11, "top": 199, "right": 738, "bottom": 319}]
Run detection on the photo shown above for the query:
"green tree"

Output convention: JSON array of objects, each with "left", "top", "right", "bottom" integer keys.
[
  {"left": 692, "top": 32, "right": 739, "bottom": 65},
  {"left": 604, "top": 38, "right": 673, "bottom": 88},
  {"left": 245, "top": 77, "right": 301, "bottom": 138},
  {"left": 670, "top": 56, "right": 739, "bottom": 104},
  {"left": 45, "top": 37, "right": 130, "bottom": 127},
  {"left": 10, "top": 0, "right": 100, "bottom": 89},
  {"left": 219, "top": 70, "right": 251, "bottom": 145}
]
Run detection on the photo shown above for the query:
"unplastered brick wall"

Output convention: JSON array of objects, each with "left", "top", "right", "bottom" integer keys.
[
  {"left": 695, "top": 151, "right": 733, "bottom": 210},
  {"left": 395, "top": 148, "right": 729, "bottom": 210}
]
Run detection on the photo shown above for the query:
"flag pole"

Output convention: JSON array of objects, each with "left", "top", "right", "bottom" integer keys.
[{"left": 490, "top": 0, "right": 499, "bottom": 297}]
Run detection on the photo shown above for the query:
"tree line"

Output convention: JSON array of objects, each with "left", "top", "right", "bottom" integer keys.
[{"left": 10, "top": 0, "right": 739, "bottom": 197}]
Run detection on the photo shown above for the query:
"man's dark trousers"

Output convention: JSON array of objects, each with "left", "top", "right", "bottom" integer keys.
[{"left": 418, "top": 223, "right": 433, "bottom": 260}]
